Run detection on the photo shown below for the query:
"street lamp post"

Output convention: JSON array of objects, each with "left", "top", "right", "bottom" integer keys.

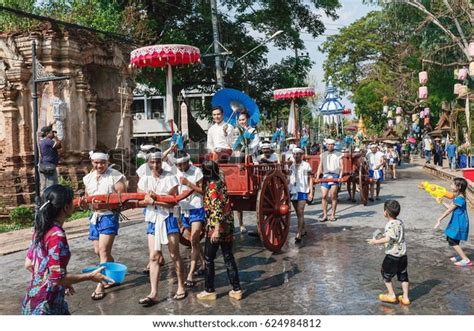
[{"left": 31, "top": 40, "right": 69, "bottom": 207}]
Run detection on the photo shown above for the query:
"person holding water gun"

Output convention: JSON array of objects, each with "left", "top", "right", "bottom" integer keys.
[{"left": 434, "top": 178, "right": 471, "bottom": 267}]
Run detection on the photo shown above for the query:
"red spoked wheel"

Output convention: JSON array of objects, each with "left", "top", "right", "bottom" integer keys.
[
  {"left": 256, "top": 170, "right": 290, "bottom": 252},
  {"left": 358, "top": 159, "right": 370, "bottom": 206}
]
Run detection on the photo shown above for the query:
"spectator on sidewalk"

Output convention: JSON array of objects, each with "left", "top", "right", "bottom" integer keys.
[
  {"left": 446, "top": 139, "right": 457, "bottom": 171},
  {"left": 39, "top": 125, "right": 62, "bottom": 193},
  {"left": 423, "top": 135, "right": 432, "bottom": 164},
  {"left": 433, "top": 138, "right": 444, "bottom": 167}
]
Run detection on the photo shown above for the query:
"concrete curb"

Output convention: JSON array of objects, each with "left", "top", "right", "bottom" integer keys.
[{"left": 0, "top": 209, "right": 143, "bottom": 256}]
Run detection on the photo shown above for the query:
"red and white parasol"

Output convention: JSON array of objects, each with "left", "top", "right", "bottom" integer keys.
[
  {"left": 273, "top": 87, "right": 315, "bottom": 140},
  {"left": 130, "top": 44, "right": 201, "bottom": 132}
]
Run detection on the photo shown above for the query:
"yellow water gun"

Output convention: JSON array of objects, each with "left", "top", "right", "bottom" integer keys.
[{"left": 418, "top": 181, "right": 454, "bottom": 203}]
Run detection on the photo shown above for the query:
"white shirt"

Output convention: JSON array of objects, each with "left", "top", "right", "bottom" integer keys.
[
  {"left": 424, "top": 137, "right": 432, "bottom": 151},
  {"left": 138, "top": 171, "right": 178, "bottom": 224},
  {"left": 83, "top": 168, "right": 125, "bottom": 223},
  {"left": 83, "top": 168, "right": 125, "bottom": 196},
  {"left": 207, "top": 121, "right": 234, "bottom": 151},
  {"left": 366, "top": 151, "right": 385, "bottom": 170},
  {"left": 320, "top": 151, "right": 342, "bottom": 174},
  {"left": 289, "top": 161, "right": 312, "bottom": 194},
  {"left": 177, "top": 165, "right": 203, "bottom": 210},
  {"left": 138, "top": 171, "right": 178, "bottom": 249}
]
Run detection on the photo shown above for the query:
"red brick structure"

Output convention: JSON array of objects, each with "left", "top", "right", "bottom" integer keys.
[{"left": 0, "top": 23, "right": 133, "bottom": 210}]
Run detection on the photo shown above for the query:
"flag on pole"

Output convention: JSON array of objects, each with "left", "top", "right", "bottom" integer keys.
[
  {"left": 287, "top": 99, "right": 296, "bottom": 136},
  {"left": 180, "top": 101, "right": 189, "bottom": 140},
  {"left": 165, "top": 63, "right": 175, "bottom": 130}
]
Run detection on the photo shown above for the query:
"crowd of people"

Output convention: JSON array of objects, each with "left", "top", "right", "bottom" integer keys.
[{"left": 22, "top": 106, "right": 470, "bottom": 314}]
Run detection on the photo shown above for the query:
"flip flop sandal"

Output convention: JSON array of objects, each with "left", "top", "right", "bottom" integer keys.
[
  {"left": 329, "top": 217, "right": 337, "bottom": 222},
  {"left": 294, "top": 237, "right": 302, "bottom": 243},
  {"left": 139, "top": 296, "right": 158, "bottom": 307},
  {"left": 173, "top": 292, "right": 188, "bottom": 301},
  {"left": 91, "top": 291, "right": 105, "bottom": 301},
  {"left": 319, "top": 217, "right": 328, "bottom": 223},
  {"left": 184, "top": 280, "right": 196, "bottom": 288}
]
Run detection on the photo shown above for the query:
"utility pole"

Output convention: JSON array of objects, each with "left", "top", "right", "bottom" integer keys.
[{"left": 210, "top": 0, "right": 224, "bottom": 88}]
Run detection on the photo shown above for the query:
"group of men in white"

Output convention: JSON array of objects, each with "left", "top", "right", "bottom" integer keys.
[{"left": 79, "top": 105, "right": 388, "bottom": 304}]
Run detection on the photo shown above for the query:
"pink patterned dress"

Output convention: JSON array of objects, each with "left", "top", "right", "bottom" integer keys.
[{"left": 21, "top": 224, "right": 71, "bottom": 315}]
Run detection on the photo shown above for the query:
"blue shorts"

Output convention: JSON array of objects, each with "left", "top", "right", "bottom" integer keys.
[
  {"left": 146, "top": 214, "right": 180, "bottom": 236},
  {"left": 291, "top": 192, "right": 308, "bottom": 201},
  {"left": 181, "top": 208, "right": 206, "bottom": 229},
  {"left": 88, "top": 213, "right": 119, "bottom": 241},
  {"left": 321, "top": 174, "right": 339, "bottom": 189},
  {"left": 369, "top": 170, "right": 384, "bottom": 182}
]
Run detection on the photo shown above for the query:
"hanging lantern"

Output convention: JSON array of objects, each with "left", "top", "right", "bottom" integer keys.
[
  {"left": 424, "top": 107, "right": 430, "bottom": 116},
  {"left": 454, "top": 83, "right": 462, "bottom": 95},
  {"left": 459, "top": 85, "right": 468, "bottom": 96},
  {"left": 415, "top": 118, "right": 420, "bottom": 125},
  {"left": 412, "top": 113, "right": 418, "bottom": 122},
  {"left": 383, "top": 96, "right": 389, "bottom": 105},
  {"left": 470, "top": 62, "right": 474, "bottom": 77},
  {"left": 469, "top": 42, "right": 474, "bottom": 57},
  {"left": 424, "top": 117, "right": 430, "bottom": 126},
  {"left": 396, "top": 106, "right": 402, "bottom": 115},
  {"left": 383, "top": 105, "right": 389, "bottom": 114},
  {"left": 418, "top": 71, "right": 428, "bottom": 85},
  {"left": 418, "top": 86, "right": 428, "bottom": 99},
  {"left": 388, "top": 119, "right": 394, "bottom": 127},
  {"left": 387, "top": 110, "right": 393, "bottom": 118},
  {"left": 458, "top": 68, "right": 468, "bottom": 80},
  {"left": 420, "top": 110, "right": 425, "bottom": 119},
  {"left": 396, "top": 115, "right": 402, "bottom": 124}
]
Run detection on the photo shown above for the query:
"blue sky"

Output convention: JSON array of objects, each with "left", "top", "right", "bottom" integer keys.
[{"left": 264, "top": 0, "right": 378, "bottom": 110}]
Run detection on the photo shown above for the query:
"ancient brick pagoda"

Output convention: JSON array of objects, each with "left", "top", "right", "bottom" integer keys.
[{"left": 0, "top": 23, "right": 134, "bottom": 210}]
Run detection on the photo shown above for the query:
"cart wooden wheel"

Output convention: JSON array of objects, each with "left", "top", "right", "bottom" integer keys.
[
  {"left": 256, "top": 170, "right": 290, "bottom": 252},
  {"left": 358, "top": 159, "right": 369, "bottom": 206}
]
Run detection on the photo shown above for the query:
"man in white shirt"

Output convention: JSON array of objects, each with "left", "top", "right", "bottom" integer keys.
[
  {"left": 207, "top": 106, "right": 234, "bottom": 162},
  {"left": 423, "top": 135, "right": 432, "bottom": 164},
  {"left": 175, "top": 151, "right": 206, "bottom": 287},
  {"left": 315, "top": 139, "right": 343, "bottom": 222},
  {"left": 137, "top": 151, "right": 186, "bottom": 305},
  {"left": 80, "top": 150, "right": 126, "bottom": 301},
  {"left": 256, "top": 141, "right": 278, "bottom": 164},
  {"left": 289, "top": 148, "right": 313, "bottom": 243},
  {"left": 366, "top": 144, "right": 386, "bottom": 201}
]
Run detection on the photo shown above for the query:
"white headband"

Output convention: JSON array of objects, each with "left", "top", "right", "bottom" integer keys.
[
  {"left": 176, "top": 155, "right": 190, "bottom": 164},
  {"left": 89, "top": 151, "right": 109, "bottom": 161},
  {"left": 147, "top": 151, "right": 162, "bottom": 160},
  {"left": 261, "top": 143, "right": 271, "bottom": 149},
  {"left": 325, "top": 139, "right": 335, "bottom": 144},
  {"left": 293, "top": 147, "right": 304, "bottom": 154}
]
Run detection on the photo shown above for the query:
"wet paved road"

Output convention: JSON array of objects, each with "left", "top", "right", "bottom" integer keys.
[{"left": 0, "top": 165, "right": 472, "bottom": 315}]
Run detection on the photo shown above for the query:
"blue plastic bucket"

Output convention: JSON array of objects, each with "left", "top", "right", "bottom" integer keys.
[{"left": 100, "top": 262, "right": 127, "bottom": 284}]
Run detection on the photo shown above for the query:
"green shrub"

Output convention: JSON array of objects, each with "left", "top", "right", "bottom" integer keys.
[
  {"left": 9, "top": 206, "right": 34, "bottom": 225},
  {"left": 68, "top": 210, "right": 90, "bottom": 221}
]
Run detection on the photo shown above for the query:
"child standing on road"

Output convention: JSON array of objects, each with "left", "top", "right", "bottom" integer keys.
[
  {"left": 367, "top": 200, "right": 410, "bottom": 305},
  {"left": 434, "top": 177, "right": 471, "bottom": 267}
]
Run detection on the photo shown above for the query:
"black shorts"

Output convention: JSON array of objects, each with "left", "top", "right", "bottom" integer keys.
[
  {"left": 381, "top": 254, "right": 408, "bottom": 283},
  {"left": 447, "top": 236, "right": 460, "bottom": 246}
]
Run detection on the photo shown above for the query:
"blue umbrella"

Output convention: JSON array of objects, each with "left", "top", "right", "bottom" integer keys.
[{"left": 211, "top": 88, "right": 260, "bottom": 127}]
